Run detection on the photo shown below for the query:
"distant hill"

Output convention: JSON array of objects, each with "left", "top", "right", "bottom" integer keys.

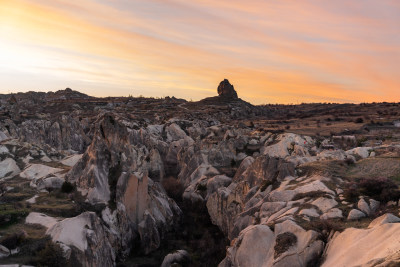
[{"left": 45, "top": 88, "right": 93, "bottom": 100}]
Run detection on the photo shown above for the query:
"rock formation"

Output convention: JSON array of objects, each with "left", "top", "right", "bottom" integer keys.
[{"left": 217, "top": 79, "right": 238, "bottom": 99}]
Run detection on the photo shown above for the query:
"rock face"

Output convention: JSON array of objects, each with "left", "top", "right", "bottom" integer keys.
[
  {"left": 217, "top": 79, "right": 238, "bottom": 99},
  {"left": 46, "top": 212, "right": 116, "bottom": 267},
  {"left": 66, "top": 114, "right": 181, "bottom": 258},
  {"left": 323, "top": 214, "right": 400, "bottom": 267}
]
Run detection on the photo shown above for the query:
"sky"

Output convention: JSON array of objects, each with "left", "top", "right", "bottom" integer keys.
[{"left": 0, "top": 0, "right": 399, "bottom": 104}]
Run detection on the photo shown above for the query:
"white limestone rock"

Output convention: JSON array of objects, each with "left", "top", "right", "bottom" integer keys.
[
  {"left": 320, "top": 208, "right": 343, "bottom": 220},
  {"left": 346, "top": 147, "right": 372, "bottom": 159},
  {"left": 299, "top": 208, "right": 320, "bottom": 218},
  {"left": 60, "top": 154, "right": 83, "bottom": 167},
  {"left": 347, "top": 209, "right": 366, "bottom": 220},
  {"left": 311, "top": 197, "right": 338, "bottom": 213},
  {"left": 357, "top": 198, "right": 371, "bottom": 216},
  {"left": 20, "top": 164, "right": 63, "bottom": 181},
  {"left": 46, "top": 212, "right": 115, "bottom": 266},
  {"left": 0, "top": 244, "right": 10, "bottom": 259},
  {"left": 323, "top": 213, "right": 400, "bottom": 267},
  {"left": 161, "top": 250, "right": 190, "bottom": 267},
  {"left": 0, "top": 158, "right": 20, "bottom": 179},
  {"left": 295, "top": 180, "right": 335, "bottom": 196},
  {"left": 0, "top": 131, "right": 9, "bottom": 142},
  {"left": 25, "top": 212, "right": 60, "bottom": 229}
]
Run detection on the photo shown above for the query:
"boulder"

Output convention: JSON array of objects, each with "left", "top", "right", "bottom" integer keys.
[
  {"left": 36, "top": 176, "right": 65, "bottom": 190},
  {"left": 323, "top": 214, "right": 400, "bottom": 267},
  {"left": 0, "top": 158, "right": 20, "bottom": 179},
  {"left": 0, "top": 130, "right": 9, "bottom": 142},
  {"left": 25, "top": 212, "right": 60, "bottom": 229},
  {"left": 346, "top": 147, "right": 372, "bottom": 159},
  {"left": 299, "top": 208, "right": 320, "bottom": 218},
  {"left": 20, "top": 164, "right": 63, "bottom": 181},
  {"left": 161, "top": 249, "right": 190, "bottom": 267},
  {"left": 220, "top": 221, "right": 323, "bottom": 267},
  {"left": 357, "top": 198, "right": 371, "bottom": 216},
  {"left": 311, "top": 197, "right": 338, "bottom": 213},
  {"left": 295, "top": 180, "right": 335, "bottom": 196},
  {"left": 0, "top": 244, "right": 10, "bottom": 259},
  {"left": 320, "top": 208, "right": 343, "bottom": 220},
  {"left": 61, "top": 154, "right": 83, "bottom": 167},
  {"left": 219, "top": 225, "right": 275, "bottom": 267},
  {"left": 273, "top": 220, "right": 324, "bottom": 267},
  {"left": 347, "top": 209, "right": 366, "bottom": 220}
]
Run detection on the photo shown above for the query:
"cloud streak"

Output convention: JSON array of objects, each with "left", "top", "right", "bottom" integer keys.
[{"left": 0, "top": 0, "right": 399, "bottom": 103}]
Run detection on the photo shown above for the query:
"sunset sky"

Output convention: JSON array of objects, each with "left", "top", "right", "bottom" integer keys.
[{"left": 0, "top": 0, "right": 399, "bottom": 104}]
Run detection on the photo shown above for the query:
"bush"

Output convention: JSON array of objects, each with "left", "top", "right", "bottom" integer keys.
[
  {"left": 344, "top": 177, "right": 400, "bottom": 203},
  {"left": 355, "top": 118, "right": 364, "bottom": 123},
  {"left": 61, "top": 181, "right": 74, "bottom": 193},
  {"left": 274, "top": 232, "right": 297, "bottom": 258},
  {"left": 0, "top": 231, "right": 26, "bottom": 249},
  {"left": 34, "top": 240, "right": 67, "bottom": 267}
]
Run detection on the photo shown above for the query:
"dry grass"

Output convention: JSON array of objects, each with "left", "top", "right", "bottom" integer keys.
[{"left": 346, "top": 157, "right": 400, "bottom": 182}]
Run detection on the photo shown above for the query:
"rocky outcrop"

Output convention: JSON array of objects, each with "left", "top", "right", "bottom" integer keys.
[
  {"left": 1, "top": 115, "right": 91, "bottom": 153},
  {"left": 66, "top": 114, "right": 181, "bottom": 259},
  {"left": 207, "top": 156, "right": 295, "bottom": 239},
  {"left": 322, "top": 214, "right": 400, "bottom": 267},
  {"left": 46, "top": 212, "right": 116, "bottom": 267},
  {"left": 218, "top": 79, "right": 238, "bottom": 99},
  {"left": 220, "top": 220, "right": 323, "bottom": 267}
]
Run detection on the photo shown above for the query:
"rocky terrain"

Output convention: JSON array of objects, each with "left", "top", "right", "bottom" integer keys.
[{"left": 1, "top": 80, "right": 400, "bottom": 266}]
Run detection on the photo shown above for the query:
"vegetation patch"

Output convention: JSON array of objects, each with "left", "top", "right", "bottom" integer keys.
[
  {"left": 274, "top": 232, "right": 297, "bottom": 259},
  {"left": 0, "top": 205, "right": 29, "bottom": 228},
  {"left": 292, "top": 191, "right": 330, "bottom": 201},
  {"left": 343, "top": 177, "right": 400, "bottom": 203},
  {"left": 61, "top": 181, "right": 75, "bottom": 193}
]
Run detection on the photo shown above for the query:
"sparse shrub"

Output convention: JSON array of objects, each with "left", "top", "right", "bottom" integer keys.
[
  {"left": 0, "top": 231, "right": 26, "bottom": 249},
  {"left": 357, "top": 136, "right": 368, "bottom": 147},
  {"left": 343, "top": 182, "right": 360, "bottom": 202},
  {"left": 61, "top": 181, "right": 74, "bottom": 193},
  {"left": 292, "top": 191, "right": 329, "bottom": 201},
  {"left": 344, "top": 157, "right": 355, "bottom": 165},
  {"left": 34, "top": 240, "right": 67, "bottom": 267},
  {"left": 274, "top": 232, "right": 297, "bottom": 258},
  {"left": 316, "top": 139, "right": 321, "bottom": 148},
  {"left": 344, "top": 177, "right": 400, "bottom": 203},
  {"left": 358, "top": 177, "right": 400, "bottom": 202}
]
